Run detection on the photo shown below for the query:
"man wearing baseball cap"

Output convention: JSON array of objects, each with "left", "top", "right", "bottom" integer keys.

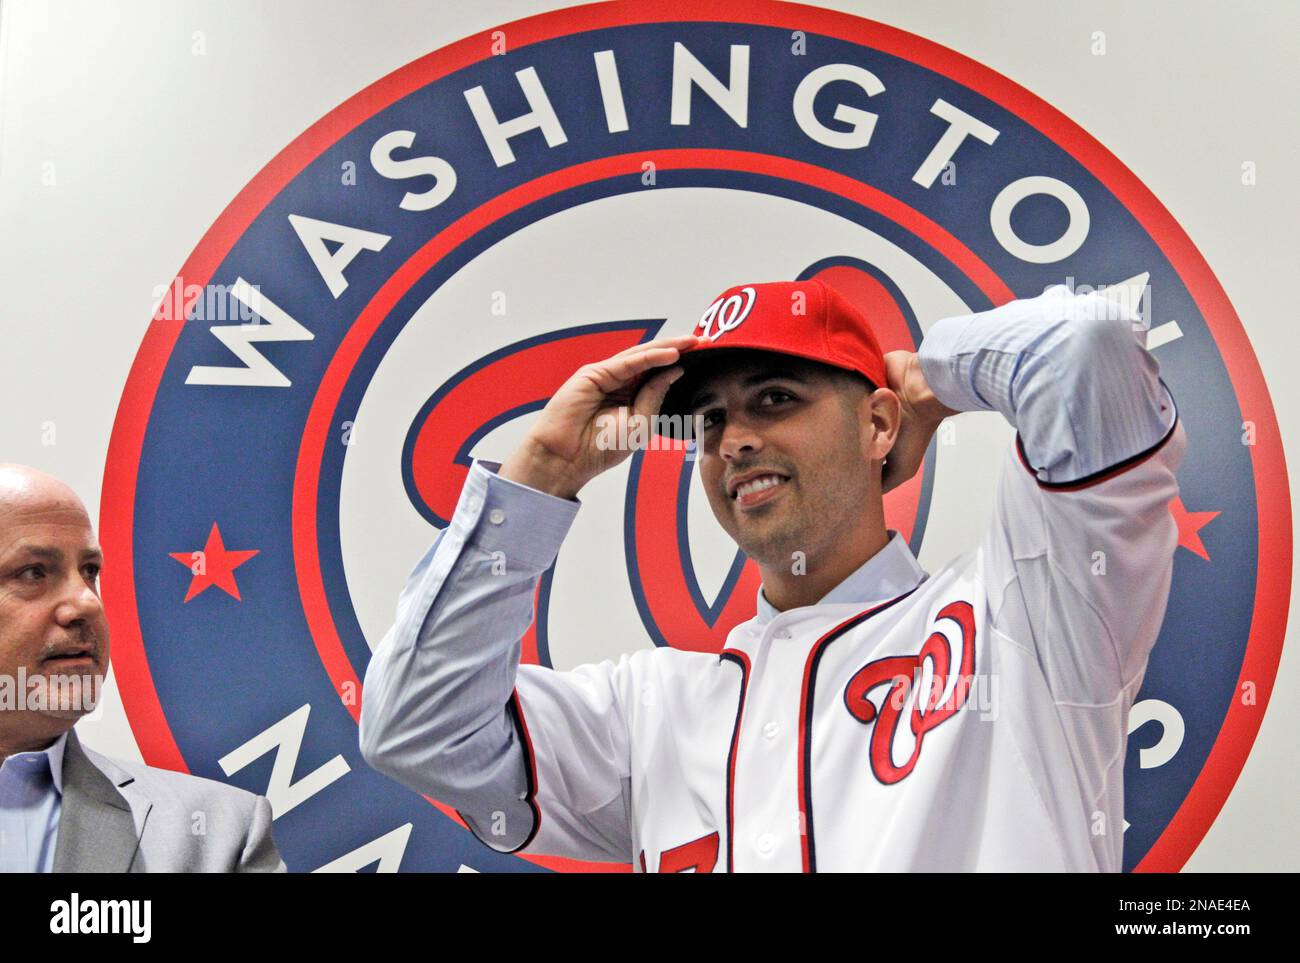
[
  {"left": 648, "top": 279, "right": 940, "bottom": 618},
  {"left": 361, "top": 275, "right": 1184, "bottom": 872},
  {"left": 660, "top": 278, "right": 891, "bottom": 419}
]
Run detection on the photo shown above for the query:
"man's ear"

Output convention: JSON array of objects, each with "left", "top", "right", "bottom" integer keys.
[{"left": 858, "top": 387, "right": 902, "bottom": 463}]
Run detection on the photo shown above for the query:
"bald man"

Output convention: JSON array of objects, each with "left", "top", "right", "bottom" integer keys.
[{"left": 0, "top": 465, "right": 283, "bottom": 873}]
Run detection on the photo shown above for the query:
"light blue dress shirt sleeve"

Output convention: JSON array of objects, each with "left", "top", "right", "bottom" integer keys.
[
  {"left": 0, "top": 731, "right": 66, "bottom": 873},
  {"left": 917, "top": 284, "right": 1176, "bottom": 483},
  {"left": 359, "top": 460, "right": 580, "bottom": 851},
  {"left": 919, "top": 283, "right": 1186, "bottom": 704}
]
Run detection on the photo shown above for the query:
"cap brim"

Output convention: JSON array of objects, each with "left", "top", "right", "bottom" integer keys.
[
  {"left": 654, "top": 347, "right": 720, "bottom": 441},
  {"left": 653, "top": 345, "right": 872, "bottom": 440}
]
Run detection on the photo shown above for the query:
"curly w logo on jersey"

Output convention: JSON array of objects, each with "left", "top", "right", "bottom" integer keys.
[
  {"left": 844, "top": 600, "right": 977, "bottom": 785},
  {"left": 102, "top": 1, "right": 1287, "bottom": 872}
]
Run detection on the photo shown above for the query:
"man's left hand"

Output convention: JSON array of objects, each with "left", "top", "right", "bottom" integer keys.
[{"left": 880, "top": 350, "right": 959, "bottom": 494}]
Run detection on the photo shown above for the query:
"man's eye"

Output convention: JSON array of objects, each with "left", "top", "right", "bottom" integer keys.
[
  {"left": 17, "top": 566, "right": 44, "bottom": 581},
  {"left": 760, "top": 389, "right": 793, "bottom": 406},
  {"left": 83, "top": 564, "right": 101, "bottom": 580},
  {"left": 699, "top": 409, "right": 723, "bottom": 430}
]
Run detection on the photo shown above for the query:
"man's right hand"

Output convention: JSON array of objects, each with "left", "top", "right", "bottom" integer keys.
[{"left": 498, "top": 334, "right": 705, "bottom": 500}]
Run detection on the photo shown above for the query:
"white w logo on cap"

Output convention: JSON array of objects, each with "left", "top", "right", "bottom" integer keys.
[{"left": 696, "top": 286, "right": 757, "bottom": 341}]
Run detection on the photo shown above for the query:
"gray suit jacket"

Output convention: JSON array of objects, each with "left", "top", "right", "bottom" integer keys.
[{"left": 52, "top": 730, "right": 285, "bottom": 873}]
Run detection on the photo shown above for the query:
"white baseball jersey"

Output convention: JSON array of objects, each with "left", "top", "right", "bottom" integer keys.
[{"left": 360, "top": 285, "right": 1185, "bottom": 872}]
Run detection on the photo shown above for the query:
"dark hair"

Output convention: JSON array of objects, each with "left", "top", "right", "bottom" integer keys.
[{"left": 676, "top": 350, "right": 872, "bottom": 406}]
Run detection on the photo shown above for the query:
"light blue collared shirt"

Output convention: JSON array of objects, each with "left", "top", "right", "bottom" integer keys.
[{"left": 0, "top": 730, "right": 66, "bottom": 873}]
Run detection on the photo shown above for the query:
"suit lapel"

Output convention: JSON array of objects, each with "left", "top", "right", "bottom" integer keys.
[{"left": 53, "top": 730, "right": 149, "bottom": 873}]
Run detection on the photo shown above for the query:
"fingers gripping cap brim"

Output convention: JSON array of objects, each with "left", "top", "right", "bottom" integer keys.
[{"left": 654, "top": 349, "right": 717, "bottom": 442}]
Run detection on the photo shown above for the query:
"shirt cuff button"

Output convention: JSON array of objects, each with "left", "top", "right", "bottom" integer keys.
[{"left": 488, "top": 508, "right": 506, "bottom": 525}]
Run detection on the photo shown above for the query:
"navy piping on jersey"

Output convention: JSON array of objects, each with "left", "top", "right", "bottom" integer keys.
[
  {"left": 799, "top": 587, "right": 920, "bottom": 873},
  {"left": 1015, "top": 383, "right": 1180, "bottom": 491},
  {"left": 456, "top": 688, "right": 541, "bottom": 855},
  {"left": 718, "top": 649, "right": 752, "bottom": 873}
]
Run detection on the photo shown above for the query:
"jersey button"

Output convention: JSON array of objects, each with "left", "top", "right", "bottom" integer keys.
[
  {"left": 762, "top": 722, "right": 779, "bottom": 741},
  {"left": 488, "top": 508, "right": 506, "bottom": 525},
  {"left": 756, "top": 834, "right": 775, "bottom": 857}
]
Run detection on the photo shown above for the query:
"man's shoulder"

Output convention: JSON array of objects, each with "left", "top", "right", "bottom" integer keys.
[
  {"left": 66, "top": 733, "right": 285, "bottom": 872},
  {"left": 78, "top": 742, "right": 265, "bottom": 815},
  {"left": 918, "top": 546, "right": 999, "bottom": 594}
]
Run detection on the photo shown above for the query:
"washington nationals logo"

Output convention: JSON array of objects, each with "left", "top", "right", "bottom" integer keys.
[
  {"left": 696, "top": 286, "right": 757, "bottom": 341},
  {"left": 101, "top": 1, "right": 1288, "bottom": 873},
  {"left": 843, "top": 600, "right": 976, "bottom": 785}
]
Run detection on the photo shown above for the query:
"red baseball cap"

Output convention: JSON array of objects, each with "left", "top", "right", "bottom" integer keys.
[{"left": 656, "top": 279, "right": 887, "bottom": 435}]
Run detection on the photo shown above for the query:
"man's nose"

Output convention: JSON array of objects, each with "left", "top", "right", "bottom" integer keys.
[
  {"left": 719, "top": 415, "right": 763, "bottom": 461},
  {"left": 55, "top": 576, "right": 104, "bottom": 625}
]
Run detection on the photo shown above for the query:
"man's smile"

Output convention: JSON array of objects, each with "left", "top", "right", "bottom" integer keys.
[{"left": 730, "top": 473, "right": 792, "bottom": 510}]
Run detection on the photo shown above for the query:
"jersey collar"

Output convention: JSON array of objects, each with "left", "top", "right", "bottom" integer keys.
[{"left": 754, "top": 529, "right": 928, "bottom": 626}]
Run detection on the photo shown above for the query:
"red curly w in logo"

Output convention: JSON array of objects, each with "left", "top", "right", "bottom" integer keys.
[{"left": 842, "top": 600, "right": 977, "bottom": 784}]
